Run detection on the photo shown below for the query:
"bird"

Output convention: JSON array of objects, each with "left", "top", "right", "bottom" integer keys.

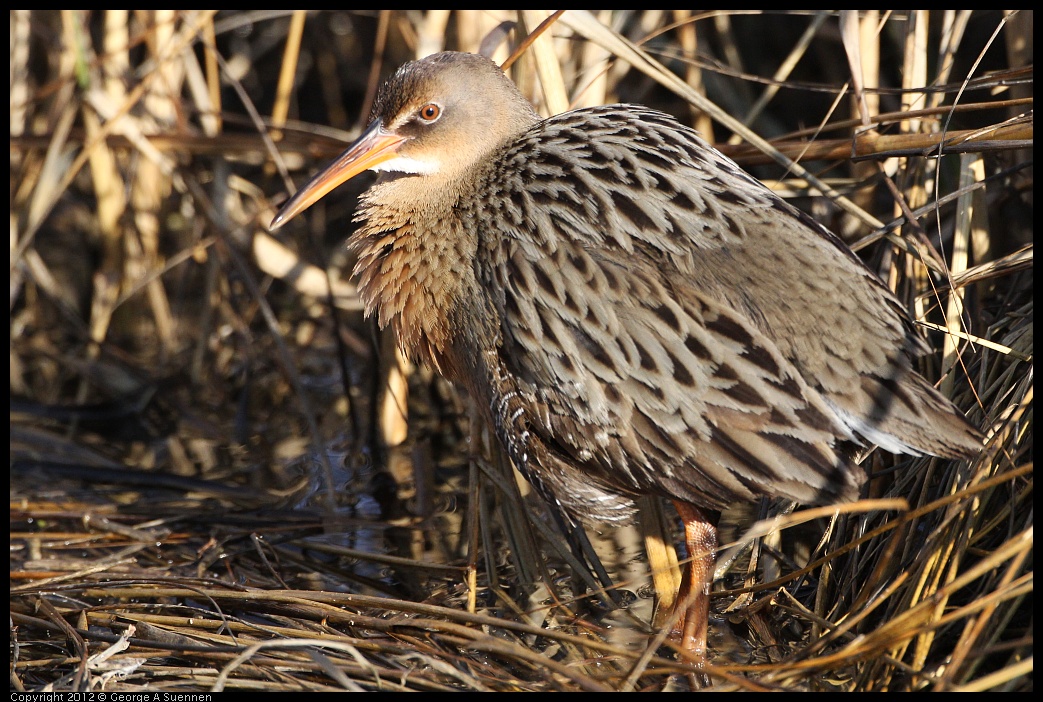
[{"left": 270, "top": 50, "right": 983, "bottom": 673}]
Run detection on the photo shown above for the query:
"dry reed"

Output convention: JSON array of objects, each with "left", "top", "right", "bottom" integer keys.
[{"left": 11, "top": 10, "right": 1032, "bottom": 692}]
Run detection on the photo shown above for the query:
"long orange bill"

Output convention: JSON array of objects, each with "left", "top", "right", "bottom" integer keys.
[{"left": 269, "top": 119, "right": 406, "bottom": 230}]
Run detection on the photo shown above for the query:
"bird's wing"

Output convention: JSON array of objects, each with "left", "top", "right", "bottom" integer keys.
[
  {"left": 481, "top": 105, "right": 979, "bottom": 465},
  {"left": 482, "top": 233, "right": 864, "bottom": 517}
]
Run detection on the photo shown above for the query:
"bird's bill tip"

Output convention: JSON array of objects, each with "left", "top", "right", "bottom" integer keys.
[{"left": 269, "top": 122, "right": 406, "bottom": 230}]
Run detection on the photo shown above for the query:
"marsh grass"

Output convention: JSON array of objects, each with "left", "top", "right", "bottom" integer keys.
[{"left": 10, "top": 10, "right": 1031, "bottom": 692}]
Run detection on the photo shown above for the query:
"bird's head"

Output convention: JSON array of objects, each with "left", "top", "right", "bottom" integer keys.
[{"left": 271, "top": 51, "right": 539, "bottom": 229}]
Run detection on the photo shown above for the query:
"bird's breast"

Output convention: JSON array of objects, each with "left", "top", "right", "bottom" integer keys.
[{"left": 349, "top": 187, "right": 489, "bottom": 375}]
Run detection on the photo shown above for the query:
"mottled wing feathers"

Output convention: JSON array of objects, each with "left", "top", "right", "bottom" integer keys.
[
  {"left": 464, "top": 104, "right": 979, "bottom": 520},
  {"left": 484, "top": 237, "right": 863, "bottom": 516}
]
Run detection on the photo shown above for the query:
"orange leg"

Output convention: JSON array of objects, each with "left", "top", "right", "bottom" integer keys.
[{"left": 670, "top": 501, "right": 720, "bottom": 673}]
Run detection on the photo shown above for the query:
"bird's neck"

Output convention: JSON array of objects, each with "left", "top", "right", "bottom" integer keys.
[{"left": 350, "top": 177, "right": 483, "bottom": 374}]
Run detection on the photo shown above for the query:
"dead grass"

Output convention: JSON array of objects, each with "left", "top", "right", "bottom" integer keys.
[{"left": 10, "top": 10, "right": 1032, "bottom": 692}]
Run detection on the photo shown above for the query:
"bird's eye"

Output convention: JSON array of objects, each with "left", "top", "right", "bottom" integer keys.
[{"left": 418, "top": 103, "right": 441, "bottom": 122}]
